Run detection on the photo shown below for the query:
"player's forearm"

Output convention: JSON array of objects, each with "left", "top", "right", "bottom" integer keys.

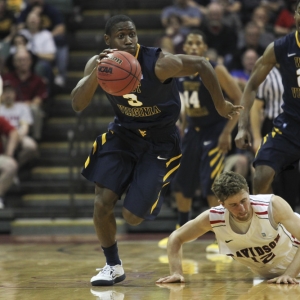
[
  {"left": 199, "top": 61, "right": 228, "bottom": 111},
  {"left": 250, "top": 106, "right": 262, "bottom": 140},
  {"left": 167, "top": 233, "right": 184, "bottom": 276},
  {"left": 222, "top": 114, "right": 239, "bottom": 134},
  {"left": 283, "top": 248, "right": 300, "bottom": 278},
  {"left": 71, "top": 67, "right": 98, "bottom": 112},
  {"left": 238, "top": 85, "right": 257, "bottom": 130}
]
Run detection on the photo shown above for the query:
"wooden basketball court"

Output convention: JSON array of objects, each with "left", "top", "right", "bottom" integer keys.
[
  {"left": 0, "top": 234, "right": 300, "bottom": 300},
  {"left": 1, "top": 233, "right": 299, "bottom": 300}
]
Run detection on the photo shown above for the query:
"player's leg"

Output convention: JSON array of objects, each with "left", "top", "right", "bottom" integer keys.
[
  {"left": 253, "top": 165, "right": 275, "bottom": 194},
  {"left": 253, "top": 115, "right": 300, "bottom": 195},
  {"left": 81, "top": 131, "right": 135, "bottom": 286},
  {"left": 175, "top": 192, "right": 192, "bottom": 225},
  {"left": 90, "top": 184, "right": 126, "bottom": 286},
  {"left": 158, "top": 128, "right": 200, "bottom": 248},
  {"left": 200, "top": 125, "right": 226, "bottom": 253},
  {"left": 123, "top": 150, "right": 181, "bottom": 222}
]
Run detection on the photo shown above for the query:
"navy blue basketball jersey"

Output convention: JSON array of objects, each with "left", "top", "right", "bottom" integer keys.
[
  {"left": 104, "top": 44, "right": 181, "bottom": 129},
  {"left": 176, "top": 61, "right": 226, "bottom": 128},
  {"left": 274, "top": 32, "right": 300, "bottom": 122}
]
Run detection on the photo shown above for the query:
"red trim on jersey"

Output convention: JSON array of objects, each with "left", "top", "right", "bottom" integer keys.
[
  {"left": 210, "top": 220, "right": 225, "bottom": 224},
  {"left": 210, "top": 210, "right": 224, "bottom": 214},
  {"left": 254, "top": 211, "right": 268, "bottom": 215},
  {"left": 250, "top": 202, "right": 269, "bottom": 206}
]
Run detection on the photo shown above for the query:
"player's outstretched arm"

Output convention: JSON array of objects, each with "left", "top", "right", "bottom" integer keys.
[
  {"left": 154, "top": 52, "right": 243, "bottom": 119},
  {"left": 235, "top": 43, "right": 276, "bottom": 150},
  {"left": 156, "top": 210, "right": 211, "bottom": 283},
  {"left": 268, "top": 195, "right": 300, "bottom": 283}
]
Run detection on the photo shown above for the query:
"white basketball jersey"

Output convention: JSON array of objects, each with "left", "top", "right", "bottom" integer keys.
[{"left": 209, "top": 194, "right": 300, "bottom": 278}]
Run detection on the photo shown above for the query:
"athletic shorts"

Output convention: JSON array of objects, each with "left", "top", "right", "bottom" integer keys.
[
  {"left": 173, "top": 122, "right": 226, "bottom": 198},
  {"left": 253, "top": 113, "right": 300, "bottom": 172},
  {"left": 81, "top": 122, "right": 181, "bottom": 220}
]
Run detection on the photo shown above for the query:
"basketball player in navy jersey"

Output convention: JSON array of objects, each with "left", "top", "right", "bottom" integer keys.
[
  {"left": 157, "top": 171, "right": 300, "bottom": 284},
  {"left": 71, "top": 15, "right": 242, "bottom": 286},
  {"left": 158, "top": 30, "right": 242, "bottom": 251},
  {"left": 235, "top": 0, "right": 300, "bottom": 196}
]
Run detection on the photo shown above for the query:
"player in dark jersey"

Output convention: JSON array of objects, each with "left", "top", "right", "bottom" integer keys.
[
  {"left": 71, "top": 15, "right": 242, "bottom": 287},
  {"left": 158, "top": 30, "right": 242, "bottom": 251},
  {"left": 235, "top": 0, "right": 300, "bottom": 196}
]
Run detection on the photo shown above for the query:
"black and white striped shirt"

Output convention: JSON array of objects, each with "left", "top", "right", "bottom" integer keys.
[{"left": 256, "top": 67, "right": 283, "bottom": 120}]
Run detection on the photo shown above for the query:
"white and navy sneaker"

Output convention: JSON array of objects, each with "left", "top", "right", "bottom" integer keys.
[
  {"left": 90, "top": 289, "right": 124, "bottom": 299},
  {"left": 91, "top": 262, "right": 126, "bottom": 286}
]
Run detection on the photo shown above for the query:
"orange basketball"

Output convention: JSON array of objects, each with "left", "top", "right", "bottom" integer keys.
[{"left": 97, "top": 51, "right": 142, "bottom": 96}]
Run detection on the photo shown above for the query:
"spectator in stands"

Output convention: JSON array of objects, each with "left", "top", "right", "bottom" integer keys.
[
  {"left": 9, "top": 33, "right": 32, "bottom": 54},
  {"left": 191, "top": 0, "right": 242, "bottom": 30},
  {"left": 274, "top": 0, "right": 297, "bottom": 37},
  {"left": 0, "top": 0, "right": 17, "bottom": 43},
  {"left": 0, "top": 0, "right": 17, "bottom": 67},
  {"left": 239, "top": 0, "right": 263, "bottom": 25},
  {"left": 250, "top": 5, "right": 275, "bottom": 48},
  {"left": 188, "top": 0, "right": 212, "bottom": 15},
  {"left": 3, "top": 33, "right": 38, "bottom": 75},
  {"left": 200, "top": 2, "right": 238, "bottom": 64},
  {"left": 2, "top": 47, "right": 48, "bottom": 141},
  {"left": 230, "top": 48, "right": 258, "bottom": 91},
  {"left": 157, "top": 14, "right": 185, "bottom": 54},
  {"left": 0, "top": 82, "right": 39, "bottom": 168},
  {"left": 161, "top": 0, "right": 202, "bottom": 35},
  {"left": 17, "top": 0, "right": 68, "bottom": 87},
  {"left": 0, "top": 116, "right": 19, "bottom": 209},
  {"left": 216, "top": 0, "right": 242, "bottom": 31},
  {"left": 19, "top": 11, "right": 56, "bottom": 86},
  {"left": 227, "top": 22, "right": 265, "bottom": 71}
]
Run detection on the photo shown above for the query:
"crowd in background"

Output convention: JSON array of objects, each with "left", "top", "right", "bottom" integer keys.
[{"left": 0, "top": 0, "right": 70, "bottom": 208}]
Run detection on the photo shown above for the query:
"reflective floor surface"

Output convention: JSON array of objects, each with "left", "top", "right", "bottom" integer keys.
[{"left": 0, "top": 234, "right": 300, "bottom": 300}]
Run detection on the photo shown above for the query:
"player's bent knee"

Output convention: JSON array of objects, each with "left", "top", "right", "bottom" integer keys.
[
  {"left": 94, "top": 197, "right": 114, "bottom": 216},
  {"left": 122, "top": 208, "right": 143, "bottom": 226}
]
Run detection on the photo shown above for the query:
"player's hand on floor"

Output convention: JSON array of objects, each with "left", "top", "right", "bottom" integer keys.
[
  {"left": 267, "top": 275, "right": 299, "bottom": 284},
  {"left": 156, "top": 274, "right": 185, "bottom": 283}
]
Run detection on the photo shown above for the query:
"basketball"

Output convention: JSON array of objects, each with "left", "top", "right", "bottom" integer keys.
[{"left": 97, "top": 51, "right": 142, "bottom": 96}]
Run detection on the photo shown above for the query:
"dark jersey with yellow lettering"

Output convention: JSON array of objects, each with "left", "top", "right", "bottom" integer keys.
[
  {"left": 274, "top": 32, "right": 300, "bottom": 122},
  {"left": 176, "top": 61, "right": 226, "bottom": 128},
  {"left": 104, "top": 44, "right": 181, "bottom": 130}
]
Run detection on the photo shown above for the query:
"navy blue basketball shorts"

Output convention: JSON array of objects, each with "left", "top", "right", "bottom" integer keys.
[
  {"left": 254, "top": 113, "right": 300, "bottom": 172},
  {"left": 81, "top": 122, "right": 182, "bottom": 220},
  {"left": 173, "top": 122, "right": 226, "bottom": 198}
]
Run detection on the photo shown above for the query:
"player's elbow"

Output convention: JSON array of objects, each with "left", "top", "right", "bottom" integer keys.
[
  {"left": 71, "top": 98, "right": 83, "bottom": 112},
  {"left": 72, "top": 101, "right": 83, "bottom": 112}
]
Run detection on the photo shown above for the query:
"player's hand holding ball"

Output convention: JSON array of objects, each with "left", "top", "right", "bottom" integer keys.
[{"left": 97, "top": 50, "right": 142, "bottom": 96}]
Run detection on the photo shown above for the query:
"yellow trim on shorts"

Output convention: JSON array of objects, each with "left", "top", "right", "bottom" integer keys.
[
  {"left": 163, "top": 163, "right": 180, "bottom": 181},
  {"left": 166, "top": 154, "right": 182, "bottom": 167},
  {"left": 102, "top": 133, "right": 107, "bottom": 145}
]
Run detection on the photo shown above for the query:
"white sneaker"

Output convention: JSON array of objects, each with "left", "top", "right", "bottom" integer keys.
[
  {"left": 90, "top": 289, "right": 124, "bottom": 300},
  {"left": 91, "top": 262, "right": 126, "bottom": 286},
  {"left": 0, "top": 197, "right": 4, "bottom": 209}
]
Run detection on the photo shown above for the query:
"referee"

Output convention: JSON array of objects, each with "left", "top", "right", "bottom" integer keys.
[{"left": 250, "top": 66, "right": 300, "bottom": 210}]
